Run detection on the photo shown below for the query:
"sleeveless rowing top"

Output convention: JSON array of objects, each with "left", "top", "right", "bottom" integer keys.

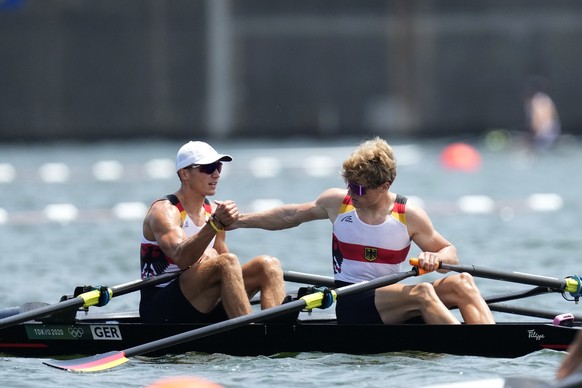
[
  {"left": 332, "top": 194, "right": 411, "bottom": 283},
  {"left": 140, "top": 194, "right": 213, "bottom": 286}
]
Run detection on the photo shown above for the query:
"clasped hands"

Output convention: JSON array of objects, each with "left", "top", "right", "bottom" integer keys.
[{"left": 212, "top": 200, "right": 239, "bottom": 229}]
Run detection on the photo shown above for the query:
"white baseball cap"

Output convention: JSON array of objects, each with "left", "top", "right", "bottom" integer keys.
[{"left": 175, "top": 141, "right": 233, "bottom": 172}]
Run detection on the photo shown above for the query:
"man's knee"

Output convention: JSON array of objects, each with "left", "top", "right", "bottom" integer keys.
[
  {"left": 453, "top": 272, "right": 478, "bottom": 291},
  {"left": 443, "top": 273, "right": 481, "bottom": 302},
  {"left": 207, "top": 253, "right": 241, "bottom": 274},
  {"left": 254, "top": 255, "right": 283, "bottom": 278},
  {"left": 254, "top": 254, "right": 281, "bottom": 267},
  {"left": 411, "top": 282, "right": 438, "bottom": 300}
]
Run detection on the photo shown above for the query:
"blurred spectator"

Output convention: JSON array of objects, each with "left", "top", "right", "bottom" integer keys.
[{"left": 523, "top": 77, "right": 561, "bottom": 151}]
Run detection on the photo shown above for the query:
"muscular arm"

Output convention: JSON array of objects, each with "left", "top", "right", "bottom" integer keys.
[
  {"left": 406, "top": 204, "right": 458, "bottom": 272},
  {"left": 232, "top": 188, "right": 345, "bottom": 230},
  {"left": 144, "top": 201, "right": 219, "bottom": 270},
  {"left": 235, "top": 202, "right": 322, "bottom": 230},
  {"left": 212, "top": 225, "right": 229, "bottom": 254}
]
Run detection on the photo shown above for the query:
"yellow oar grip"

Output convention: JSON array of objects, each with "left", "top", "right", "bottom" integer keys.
[
  {"left": 300, "top": 290, "right": 338, "bottom": 310},
  {"left": 565, "top": 277, "right": 581, "bottom": 293},
  {"left": 79, "top": 288, "right": 113, "bottom": 308}
]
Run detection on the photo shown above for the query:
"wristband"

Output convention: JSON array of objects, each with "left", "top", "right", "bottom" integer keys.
[
  {"left": 213, "top": 214, "right": 224, "bottom": 227},
  {"left": 208, "top": 218, "right": 224, "bottom": 233}
]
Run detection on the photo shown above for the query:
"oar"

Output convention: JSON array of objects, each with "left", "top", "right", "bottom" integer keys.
[
  {"left": 285, "top": 272, "right": 562, "bottom": 317},
  {"left": 488, "top": 303, "right": 582, "bottom": 321},
  {"left": 43, "top": 267, "right": 420, "bottom": 372},
  {"left": 0, "top": 271, "right": 181, "bottom": 330},
  {"left": 482, "top": 287, "right": 582, "bottom": 321},
  {"left": 483, "top": 286, "right": 553, "bottom": 304},
  {"left": 250, "top": 271, "right": 335, "bottom": 305},
  {"left": 409, "top": 259, "right": 582, "bottom": 300},
  {"left": 283, "top": 271, "right": 335, "bottom": 287}
]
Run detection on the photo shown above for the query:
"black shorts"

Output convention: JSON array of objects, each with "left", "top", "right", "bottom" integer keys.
[
  {"left": 334, "top": 281, "right": 383, "bottom": 324},
  {"left": 139, "top": 278, "right": 228, "bottom": 324}
]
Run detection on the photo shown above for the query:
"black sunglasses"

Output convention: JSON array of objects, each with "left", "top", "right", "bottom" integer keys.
[{"left": 187, "top": 161, "right": 223, "bottom": 174}]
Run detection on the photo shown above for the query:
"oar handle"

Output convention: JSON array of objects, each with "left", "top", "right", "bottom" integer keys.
[{"left": 408, "top": 258, "right": 436, "bottom": 275}]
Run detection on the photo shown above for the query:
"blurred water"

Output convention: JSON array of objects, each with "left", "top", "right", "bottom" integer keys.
[{"left": 1, "top": 137, "right": 581, "bottom": 387}]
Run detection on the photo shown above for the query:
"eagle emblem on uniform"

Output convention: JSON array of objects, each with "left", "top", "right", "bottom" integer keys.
[{"left": 364, "top": 247, "right": 378, "bottom": 262}]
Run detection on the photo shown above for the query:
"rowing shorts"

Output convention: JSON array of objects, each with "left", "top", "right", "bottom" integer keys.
[
  {"left": 334, "top": 281, "right": 383, "bottom": 324},
  {"left": 140, "top": 278, "right": 228, "bottom": 324}
]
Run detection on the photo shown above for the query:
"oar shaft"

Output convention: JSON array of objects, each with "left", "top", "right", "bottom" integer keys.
[
  {"left": 110, "top": 271, "right": 181, "bottom": 297},
  {"left": 0, "top": 271, "right": 181, "bottom": 330},
  {"left": 334, "top": 269, "right": 418, "bottom": 298},
  {"left": 483, "top": 286, "right": 551, "bottom": 304},
  {"left": 440, "top": 263, "right": 569, "bottom": 291},
  {"left": 283, "top": 271, "right": 335, "bottom": 287},
  {"left": 489, "top": 303, "right": 582, "bottom": 321},
  {"left": 125, "top": 298, "right": 307, "bottom": 358},
  {"left": 0, "top": 298, "right": 84, "bottom": 329}
]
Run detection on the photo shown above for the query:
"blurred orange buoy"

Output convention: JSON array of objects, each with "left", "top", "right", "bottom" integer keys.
[
  {"left": 440, "top": 142, "right": 481, "bottom": 172},
  {"left": 147, "top": 376, "right": 223, "bottom": 388}
]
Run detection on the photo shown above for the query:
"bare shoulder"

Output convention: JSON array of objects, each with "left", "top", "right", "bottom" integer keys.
[
  {"left": 314, "top": 188, "right": 347, "bottom": 221},
  {"left": 403, "top": 200, "right": 429, "bottom": 219},
  {"left": 145, "top": 199, "right": 181, "bottom": 229},
  {"left": 148, "top": 198, "right": 175, "bottom": 215},
  {"left": 403, "top": 201, "right": 434, "bottom": 234},
  {"left": 315, "top": 188, "right": 346, "bottom": 208}
]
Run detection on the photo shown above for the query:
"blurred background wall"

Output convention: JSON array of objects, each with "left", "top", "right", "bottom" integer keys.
[{"left": 1, "top": 0, "right": 581, "bottom": 142}]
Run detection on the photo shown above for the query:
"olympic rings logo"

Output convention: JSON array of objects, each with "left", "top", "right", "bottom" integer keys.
[{"left": 68, "top": 326, "right": 85, "bottom": 338}]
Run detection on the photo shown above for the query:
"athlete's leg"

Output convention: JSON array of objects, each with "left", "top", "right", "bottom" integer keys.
[
  {"left": 375, "top": 282, "right": 461, "bottom": 324},
  {"left": 179, "top": 253, "right": 252, "bottom": 318},
  {"left": 242, "top": 255, "right": 286, "bottom": 309},
  {"left": 432, "top": 273, "right": 495, "bottom": 324}
]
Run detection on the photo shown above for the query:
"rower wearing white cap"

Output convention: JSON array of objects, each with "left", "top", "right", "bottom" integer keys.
[{"left": 139, "top": 141, "right": 286, "bottom": 323}]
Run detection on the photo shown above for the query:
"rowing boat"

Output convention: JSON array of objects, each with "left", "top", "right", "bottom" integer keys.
[
  {"left": 1, "top": 265, "right": 580, "bottom": 374},
  {"left": 2, "top": 265, "right": 582, "bottom": 365},
  {"left": 0, "top": 307, "right": 579, "bottom": 359}
]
